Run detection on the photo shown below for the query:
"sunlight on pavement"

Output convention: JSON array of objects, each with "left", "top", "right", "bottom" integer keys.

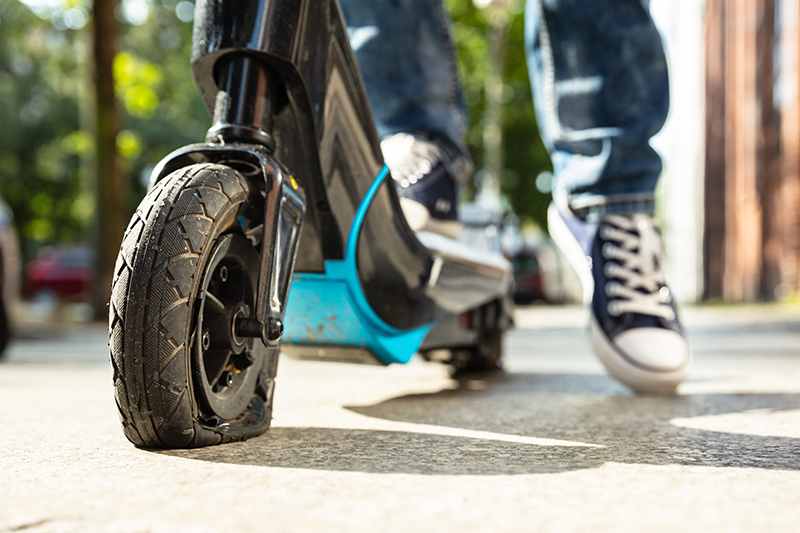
[{"left": 671, "top": 409, "right": 800, "bottom": 439}]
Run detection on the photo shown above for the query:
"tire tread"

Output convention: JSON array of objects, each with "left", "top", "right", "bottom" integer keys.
[{"left": 110, "top": 163, "right": 262, "bottom": 448}]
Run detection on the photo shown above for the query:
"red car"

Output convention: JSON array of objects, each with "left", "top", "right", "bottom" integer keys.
[
  {"left": 512, "top": 247, "right": 548, "bottom": 304},
  {"left": 24, "top": 245, "right": 93, "bottom": 301}
]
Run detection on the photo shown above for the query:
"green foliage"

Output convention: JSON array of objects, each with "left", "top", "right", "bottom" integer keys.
[
  {"left": 113, "top": 1, "right": 210, "bottom": 206},
  {"left": 0, "top": 0, "right": 551, "bottom": 264},
  {"left": 114, "top": 51, "right": 163, "bottom": 118},
  {"left": 447, "top": 0, "right": 552, "bottom": 229},
  {"left": 0, "top": 0, "right": 208, "bottom": 260},
  {"left": 0, "top": 1, "right": 87, "bottom": 256}
]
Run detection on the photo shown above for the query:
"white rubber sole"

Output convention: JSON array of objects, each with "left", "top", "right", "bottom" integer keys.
[
  {"left": 400, "top": 197, "right": 462, "bottom": 239},
  {"left": 590, "top": 314, "right": 691, "bottom": 394}
]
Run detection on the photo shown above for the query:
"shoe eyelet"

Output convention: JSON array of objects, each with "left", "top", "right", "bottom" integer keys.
[
  {"left": 659, "top": 286, "right": 671, "bottom": 300},
  {"left": 435, "top": 198, "right": 452, "bottom": 213},
  {"left": 607, "top": 301, "right": 622, "bottom": 316},
  {"left": 605, "top": 281, "right": 620, "bottom": 297},
  {"left": 400, "top": 179, "right": 410, "bottom": 188},
  {"left": 602, "top": 242, "right": 615, "bottom": 258}
]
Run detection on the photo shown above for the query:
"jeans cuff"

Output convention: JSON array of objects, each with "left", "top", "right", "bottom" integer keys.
[{"left": 569, "top": 193, "right": 656, "bottom": 222}]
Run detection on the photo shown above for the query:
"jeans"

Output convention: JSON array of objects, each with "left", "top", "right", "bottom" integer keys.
[
  {"left": 526, "top": 0, "right": 668, "bottom": 219},
  {"left": 341, "top": 0, "right": 669, "bottom": 218},
  {"left": 339, "top": 0, "right": 470, "bottom": 163}
]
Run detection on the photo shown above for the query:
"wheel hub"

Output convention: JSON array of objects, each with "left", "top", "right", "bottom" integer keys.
[{"left": 193, "top": 234, "right": 264, "bottom": 420}]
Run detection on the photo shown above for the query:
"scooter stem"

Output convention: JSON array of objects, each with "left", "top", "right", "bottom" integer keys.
[{"left": 206, "top": 56, "right": 279, "bottom": 150}]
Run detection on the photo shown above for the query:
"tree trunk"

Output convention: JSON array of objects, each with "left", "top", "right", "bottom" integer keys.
[
  {"left": 705, "top": 0, "right": 784, "bottom": 301},
  {"left": 777, "top": 0, "right": 800, "bottom": 299},
  {"left": 757, "top": 0, "right": 782, "bottom": 299},
  {"left": 91, "top": 0, "right": 126, "bottom": 317},
  {"left": 704, "top": 0, "right": 727, "bottom": 299},
  {"left": 481, "top": 10, "right": 509, "bottom": 202},
  {"left": 722, "top": 0, "right": 763, "bottom": 302}
]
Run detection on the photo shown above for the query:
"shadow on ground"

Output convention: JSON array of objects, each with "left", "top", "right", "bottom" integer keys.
[{"left": 159, "top": 372, "right": 800, "bottom": 475}]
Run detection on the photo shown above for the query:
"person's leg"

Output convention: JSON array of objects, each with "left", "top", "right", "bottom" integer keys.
[
  {"left": 340, "top": 0, "right": 472, "bottom": 237},
  {"left": 526, "top": 0, "right": 690, "bottom": 393},
  {"left": 339, "top": 0, "right": 469, "bottom": 160},
  {"left": 525, "top": 0, "right": 668, "bottom": 219}
]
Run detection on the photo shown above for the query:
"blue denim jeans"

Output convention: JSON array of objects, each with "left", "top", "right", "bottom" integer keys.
[
  {"left": 342, "top": 0, "right": 669, "bottom": 218},
  {"left": 526, "top": 0, "right": 668, "bottom": 219},
  {"left": 339, "top": 0, "right": 470, "bottom": 163}
]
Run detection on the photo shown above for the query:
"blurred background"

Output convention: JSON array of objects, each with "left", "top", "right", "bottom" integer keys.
[{"left": 0, "top": 0, "right": 796, "bottom": 338}]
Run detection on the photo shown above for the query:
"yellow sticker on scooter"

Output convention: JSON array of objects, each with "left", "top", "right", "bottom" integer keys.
[{"left": 290, "top": 175, "right": 298, "bottom": 190}]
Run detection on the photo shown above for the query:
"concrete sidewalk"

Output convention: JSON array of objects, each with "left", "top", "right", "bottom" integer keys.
[{"left": 1, "top": 305, "right": 799, "bottom": 532}]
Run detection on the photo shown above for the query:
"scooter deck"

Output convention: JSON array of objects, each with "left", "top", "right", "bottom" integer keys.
[{"left": 282, "top": 167, "right": 511, "bottom": 365}]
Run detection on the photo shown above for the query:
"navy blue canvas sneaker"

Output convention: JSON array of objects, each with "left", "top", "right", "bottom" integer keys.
[
  {"left": 548, "top": 199, "right": 691, "bottom": 393},
  {"left": 381, "top": 133, "right": 470, "bottom": 239}
]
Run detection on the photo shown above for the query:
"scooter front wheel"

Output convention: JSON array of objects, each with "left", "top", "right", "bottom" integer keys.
[{"left": 110, "top": 163, "right": 274, "bottom": 449}]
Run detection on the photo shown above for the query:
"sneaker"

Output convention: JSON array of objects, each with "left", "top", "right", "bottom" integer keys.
[
  {"left": 548, "top": 200, "right": 691, "bottom": 393},
  {"left": 381, "top": 133, "right": 470, "bottom": 239}
]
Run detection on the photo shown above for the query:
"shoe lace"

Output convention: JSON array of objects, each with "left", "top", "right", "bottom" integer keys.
[{"left": 599, "top": 214, "right": 675, "bottom": 320}]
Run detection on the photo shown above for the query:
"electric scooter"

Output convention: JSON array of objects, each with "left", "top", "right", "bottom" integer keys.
[{"left": 110, "top": 0, "right": 513, "bottom": 449}]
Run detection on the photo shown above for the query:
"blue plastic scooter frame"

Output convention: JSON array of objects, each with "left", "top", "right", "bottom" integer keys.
[{"left": 283, "top": 164, "right": 433, "bottom": 364}]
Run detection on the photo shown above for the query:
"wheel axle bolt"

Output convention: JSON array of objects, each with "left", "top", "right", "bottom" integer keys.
[
  {"left": 219, "top": 371, "right": 234, "bottom": 387},
  {"left": 202, "top": 330, "right": 210, "bottom": 351},
  {"left": 219, "top": 265, "right": 228, "bottom": 282},
  {"left": 266, "top": 317, "right": 283, "bottom": 341},
  {"left": 235, "top": 317, "right": 262, "bottom": 338}
]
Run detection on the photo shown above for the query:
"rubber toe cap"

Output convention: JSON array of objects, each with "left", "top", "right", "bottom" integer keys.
[{"left": 614, "top": 328, "right": 690, "bottom": 372}]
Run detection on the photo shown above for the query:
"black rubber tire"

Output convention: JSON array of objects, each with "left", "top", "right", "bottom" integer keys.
[
  {"left": 451, "top": 299, "right": 505, "bottom": 375},
  {"left": 110, "top": 163, "right": 275, "bottom": 449}
]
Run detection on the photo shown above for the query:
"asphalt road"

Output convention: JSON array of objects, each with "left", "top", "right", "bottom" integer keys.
[{"left": 1, "top": 305, "right": 799, "bottom": 532}]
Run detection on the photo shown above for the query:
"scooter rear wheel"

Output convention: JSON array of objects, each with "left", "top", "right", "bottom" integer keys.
[
  {"left": 451, "top": 299, "right": 505, "bottom": 374},
  {"left": 110, "top": 163, "right": 274, "bottom": 449}
]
